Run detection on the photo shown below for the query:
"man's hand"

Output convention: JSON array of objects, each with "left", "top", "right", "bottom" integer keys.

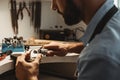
[
  {"left": 43, "top": 41, "right": 68, "bottom": 56},
  {"left": 15, "top": 53, "right": 42, "bottom": 80},
  {"left": 43, "top": 41, "right": 84, "bottom": 56}
]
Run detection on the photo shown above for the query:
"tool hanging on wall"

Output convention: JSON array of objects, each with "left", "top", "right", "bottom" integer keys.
[
  {"left": 17, "top": 1, "right": 30, "bottom": 20},
  {"left": 10, "top": 0, "right": 41, "bottom": 35},
  {"left": 10, "top": 0, "right": 18, "bottom": 35},
  {"left": 34, "top": 1, "right": 41, "bottom": 33},
  {"left": 29, "top": 1, "right": 41, "bottom": 34},
  {"left": 30, "top": 1, "right": 35, "bottom": 25}
]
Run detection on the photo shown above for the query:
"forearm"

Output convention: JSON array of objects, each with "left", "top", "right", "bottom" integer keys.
[{"left": 65, "top": 42, "right": 84, "bottom": 53}]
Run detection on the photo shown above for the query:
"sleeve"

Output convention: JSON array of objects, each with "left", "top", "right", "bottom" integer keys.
[{"left": 77, "top": 57, "right": 120, "bottom": 80}]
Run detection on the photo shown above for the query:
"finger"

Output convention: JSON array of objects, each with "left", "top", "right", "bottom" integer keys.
[
  {"left": 46, "top": 50, "right": 55, "bottom": 56},
  {"left": 15, "top": 56, "right": 21, "bottom": 66},
  {"left": 25, "top": 53, "right": 31, "bottom": 61},
  {"left": 33, "top": 54, "right": 42, "bottom": 63},
  {"left": 24, "top": 50, "right": 32, "bottom": 61},
  {"left": 15, "top": 62, "right": 22, "bottom": 78},
  {"left": 26, "top": 49, "right": 32, "bottom": 54},
  {"left": 46, "top": 50, "right": 67, "bottom": 56},
  {"left": 15, "top": 53, "right": 26, "bottom": 63},
  {"left": 15, "top": 53, "right": 26, "bottom": 66},
  {"left": 43, "top": 45, "right": 59, "bottom": 50}
]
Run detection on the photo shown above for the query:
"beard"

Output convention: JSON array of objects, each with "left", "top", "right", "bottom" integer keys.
[{"left": 61, "top": 0, "right": 82, "bottom": 26}]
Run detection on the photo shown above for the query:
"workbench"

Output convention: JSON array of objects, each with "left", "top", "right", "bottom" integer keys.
[
  {"left": 0, "top": 52, "right": 78, "bottom": 80},
  {"left": 0, "top": 39, "right": 79, "bottom": 80}
]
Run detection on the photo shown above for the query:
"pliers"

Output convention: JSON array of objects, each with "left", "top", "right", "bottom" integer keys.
[{"left": 17, "top": 1, "right": 30, "bottom": 20}]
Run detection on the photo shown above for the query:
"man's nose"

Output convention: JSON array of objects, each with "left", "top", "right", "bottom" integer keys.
[{"left": 51, "top": 1, "right": 57, "bottom": 10}]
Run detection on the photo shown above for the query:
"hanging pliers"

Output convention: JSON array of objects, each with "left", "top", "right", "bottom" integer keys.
[{"left": 17, "top": 1, "right": 30, "bottom": 20}]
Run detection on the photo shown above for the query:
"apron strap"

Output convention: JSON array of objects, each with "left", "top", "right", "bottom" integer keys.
[{"left": 88, "top": 5, "right": 118, "bottom": 43}]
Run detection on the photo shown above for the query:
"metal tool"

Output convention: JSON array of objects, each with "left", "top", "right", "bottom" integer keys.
[
  {"left": 2, "top": 36, "right": 24, "bottom": 53},
  {"left": 17, "top": 1, "right": 30, "bottom": 20},
  {"left": 28, "top": 48, "right": 48, "bottom": 62},
  {"left": 10, "top": 0, "right": 18, "bottom": 35}
]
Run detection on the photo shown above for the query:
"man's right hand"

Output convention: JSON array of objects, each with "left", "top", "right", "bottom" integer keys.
[{"left": 15, "top": 53, "right": 42, "bottom": 80}]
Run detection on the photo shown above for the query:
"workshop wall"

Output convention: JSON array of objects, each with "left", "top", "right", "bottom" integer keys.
[
  {"left": 0, "top": 0, "right": 37, "bottom": 41},
  {"left": 0, "top": 0, "right": 14, "bottom": 41},
  {"left": 0, "top": 0, "right": 86, "bottom": 42}
]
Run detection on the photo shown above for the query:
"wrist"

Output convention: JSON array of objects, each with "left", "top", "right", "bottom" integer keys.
[{"left": 66, "top": 42, "right": 84, "bottom": 53}]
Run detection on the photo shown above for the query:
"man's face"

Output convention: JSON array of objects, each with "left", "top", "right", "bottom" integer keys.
[{"left": 51, "top": 0, "right": 83, "bottom": 26}]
